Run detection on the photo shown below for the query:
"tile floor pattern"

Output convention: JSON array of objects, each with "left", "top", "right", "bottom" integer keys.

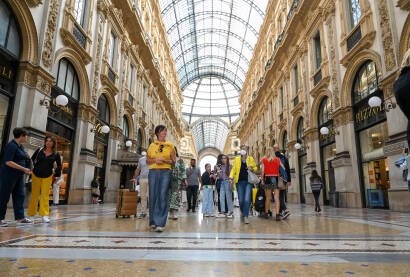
[{"left": 0, "top": 203, "right": 410, "bottom": 276}]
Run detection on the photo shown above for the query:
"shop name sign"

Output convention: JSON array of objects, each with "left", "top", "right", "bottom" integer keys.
[
  {"left": 51, "top": 97, "right": 73, "bottom": 115},
  {"left": 355, "top": 105, "right": 384, "bottom": 124},
  {"left": 93, "top": 122, "right": 106, "bottom": 135},
  {"left": 1, "top": 65, "right": 13, "bottom": 80}
]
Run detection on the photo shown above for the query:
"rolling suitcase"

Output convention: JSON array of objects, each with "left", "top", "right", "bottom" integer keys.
[{"left": 115, "top": 189, "right": 138, "bottom": 218}]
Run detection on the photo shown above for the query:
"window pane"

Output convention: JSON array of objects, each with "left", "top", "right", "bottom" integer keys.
[
  {"left": 349, "top": 0, "right": 361, "bottom": 29},
  {"left": 72, "top": 76, "right": 79, "bottom": 100},
  {"left": 109, "top": 32, "right": 116, "bottom": 67},
  {"left": 6, "top": 19, "right": 20, "bottom": 57},
  {"left": 0, "top": 2, "right": 9, "bottom": 47},
  {"left": 65, "top": 64, "right": 75, "bottom": 94},
  {"left": 74, "top": 0, "right": 86, "bottom": 27},
  {"left": 314, "top": 33, "right": 321, "bottom": 69},
  {"left": 57, "top": 60, "right": 68, "bottom": 90}
]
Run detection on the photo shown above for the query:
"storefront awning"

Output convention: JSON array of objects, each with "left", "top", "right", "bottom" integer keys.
[{"left": 116, "top": 150, "right": 141, "bottom": 166}]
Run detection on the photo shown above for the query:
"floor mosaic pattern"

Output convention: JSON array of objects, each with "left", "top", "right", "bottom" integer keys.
[{"left": 0, "top": 203, "right": 409, "bottom": 276}]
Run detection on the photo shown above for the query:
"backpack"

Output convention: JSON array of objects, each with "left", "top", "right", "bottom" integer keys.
[{"left": 254, "top": 186, "right": 265, "bottom": 212}]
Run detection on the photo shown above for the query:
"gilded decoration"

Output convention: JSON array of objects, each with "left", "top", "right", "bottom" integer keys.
[
  {"left": 19, "top": 62, "right": 54, "bottom": 95},
  {"left": 42, "top": 0, "right": 60, "bottom": 68},
  {"left": 25, "top": 0, "right": 42, "bottom": 8},
  {"left": 377, "top": 0, "right": 397, "bottom": 72}
]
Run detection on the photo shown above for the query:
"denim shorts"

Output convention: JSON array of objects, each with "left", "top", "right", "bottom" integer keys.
[{"left": 263, "top": 176, "right": 278, "bottom": 190}]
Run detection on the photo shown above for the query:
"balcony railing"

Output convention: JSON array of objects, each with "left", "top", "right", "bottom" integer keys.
[
  {"left": 313, "top": 69, "right": 322, "bottom": 86},
  {"left": 73, "top": 24, "right": 86, "bottom": 49},
  {"left": 347, "top": 25, "right": 362, "bottom": 52}
]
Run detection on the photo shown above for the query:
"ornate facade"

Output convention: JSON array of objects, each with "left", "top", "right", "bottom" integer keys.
[
  {"left": 0, "top": 0, "right": 183, "bottom": 204},
  {"left": 238, "top": 0, "right": 410, "bottom": 211}
]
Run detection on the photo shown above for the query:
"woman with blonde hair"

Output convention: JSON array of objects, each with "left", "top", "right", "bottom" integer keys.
[{"left": 260, "top": 147, "right": 287, "bottom": 221}]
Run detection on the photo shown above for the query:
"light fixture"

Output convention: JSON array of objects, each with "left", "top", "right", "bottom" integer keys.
[
  {"left": 91, "top": 124, "right": 110, "bottom": 134},
  {"left": 40, "top": 94, "right": 69, "bottom": 109},
  {"left": 368, "top": 96, "right": 382, "bottom": 107},
  {"left": 125, "top": 140, "right": 132, "bottom": 147},
  {"left": 320, "top": 127, "right": 329, "bottom": 135},
  {"left": 295, "top": 143, "right": 301, "bottom": 150},
  {"left": 368, "top": 95, "right": 397, "bottom": 112},
  {"left": 101, "top": 125, "right": 110, "bottom": 134}
]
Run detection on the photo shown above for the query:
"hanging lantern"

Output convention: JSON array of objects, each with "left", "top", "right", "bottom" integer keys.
[
  {"left": 125, "top": 140, "right": 132, "bottom": 147},
  {"left": 55, "top": 95, "right": 69, "bottom": 106},
  {"left": 320, "top": 127, "right": 329, "bottom": 135},
  {"left": 295, "top": 143, "right": 301, "bottom": 150},
  {"left": 101, "top": 125, "right": 110, "bottom": 134},
  {"left": 368, "top": 96, "right": 382, "bottom": 107}
]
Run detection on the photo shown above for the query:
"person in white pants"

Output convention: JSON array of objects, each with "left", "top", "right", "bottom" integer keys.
[{"left": 132, "top": 152, "right": 149, "bottom": 218}]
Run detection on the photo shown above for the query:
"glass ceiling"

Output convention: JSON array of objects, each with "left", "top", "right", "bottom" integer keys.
[
  {"left": 191, "top": 118, "right": 230, "bottom": 153},
  {"left": 159, "top": 0, "right": 268, "bottom": 152}
]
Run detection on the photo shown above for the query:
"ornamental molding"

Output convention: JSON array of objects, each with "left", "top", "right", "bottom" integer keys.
[
  {"left": 41, "top": 0, "right": 60, "bottom": 69},
  {"left": 326, "top": 15, "right": 341, "bottom": 108},
  {"left": 377, "top": 0, "right": 397, "bottom": 72},
  {"left": 59, "top": 28, "right": 92, "bottom": 65},
  {"left": 384, "top": 133, "right": 408, "bottom": 156},
  {"left": 19, "top": 62, "right": 54, "bottom": 95},
  {"left": 333, "top": 106, "right": 354, "bottom": 127},
  {"left": 78, "top": 103, "right": 98, "bottom": 123},
  {"left": 331, "top": 151, "right": 352, "bottom": 168},
  {"left": 25, "top": 0, "right": 42, "bottom": 8},
  {"left": 397, "top": 0, "right": 410, "bottom": 10},
  {"left": 91, "top": 15, "right": 105, "bottom": 106}
]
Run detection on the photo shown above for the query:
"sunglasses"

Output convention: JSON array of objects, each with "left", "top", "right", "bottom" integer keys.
[{"left": 159, "top": 144, "right": 164, "bottom": 153}]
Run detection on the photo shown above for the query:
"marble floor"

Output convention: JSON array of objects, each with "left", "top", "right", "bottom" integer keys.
[{"left": 1, "top": 203, "right": 410, "bottom": 276}]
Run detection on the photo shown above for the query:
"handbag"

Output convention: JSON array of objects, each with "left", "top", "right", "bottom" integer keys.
[
  {"left": 278, "top": 176, "right": 287, "bottom": 190},
  {"left": 247, "top": 157, "right": 259, "bottom": 184}
]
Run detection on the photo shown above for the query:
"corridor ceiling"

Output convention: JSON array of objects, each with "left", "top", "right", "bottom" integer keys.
[{"left": 159, "top": 0, "right": 268, "bottom": 152}]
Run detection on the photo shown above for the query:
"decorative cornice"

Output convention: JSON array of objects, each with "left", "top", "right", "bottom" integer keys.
[{"left": 18, "top": 61, "right": 54, "bottom": 95}]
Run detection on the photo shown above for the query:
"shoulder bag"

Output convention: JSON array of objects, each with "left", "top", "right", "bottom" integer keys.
[{"left": 247, "top": 157, "right": 259, "bottom": 185}]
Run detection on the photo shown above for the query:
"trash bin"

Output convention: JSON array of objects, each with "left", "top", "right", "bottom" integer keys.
[{"left": 329, "top": 192, "right": 339, "bottom": 208}]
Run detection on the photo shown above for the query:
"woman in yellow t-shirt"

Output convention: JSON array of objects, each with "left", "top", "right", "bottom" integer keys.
[{"left": 146, "top": 125, "right": 176, "bottom": 232}]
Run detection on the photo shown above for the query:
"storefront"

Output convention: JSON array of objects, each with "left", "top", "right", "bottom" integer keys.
[
  {"left": 296, "top": 119, "right": 307, "bottom": 204},
  {"left": 119, "top": 116, "right": 137, "bottom": 188},
  {"left": 0, "top": 0, "right": 21, "bottom": 156},
  {"left": 352, "top": 60, "right": 389, "bottom": 208},
  {"left": 46, "top": 58, "right": 80, "bottom": 203},
  {"left": 318, "top": 96, "right": 336, "bottom": 206},
  {"left": 93, "top": 94, "right": 110, "bottom": 186}
]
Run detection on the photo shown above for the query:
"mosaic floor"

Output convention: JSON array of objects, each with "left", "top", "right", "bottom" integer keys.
[{"left": 1, "top": 203, "right": 410, "bottom": 276}]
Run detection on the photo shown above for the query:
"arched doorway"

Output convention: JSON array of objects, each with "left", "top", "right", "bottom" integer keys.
[
  {"left": 45, "top": 58, "right": 80, "bottom": 203},
  {"left": 296, "top": 118, "right": 306, "bottom": 204},
  {"left": 0, "top": 0, "right": 21, "bottom": 156},
  {"left": 351, "top": 60, "right": 389, "bottom": 208},
  {"left": 93, "top": 94, "right": 111, "bottom": 193},
  {"left": 317, "top": 96, "right": 336, "bottom": 206}
]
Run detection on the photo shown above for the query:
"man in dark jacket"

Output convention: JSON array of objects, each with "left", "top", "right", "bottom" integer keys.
[
  {"left": 274, "top": 144, "right": 291, "bottom": 219},
  {"left": 394, "top": 64, "right": 410, "bottom": 148}
]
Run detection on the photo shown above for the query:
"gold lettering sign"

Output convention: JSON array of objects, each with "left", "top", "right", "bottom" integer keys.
[
  {"left": 0, "top": 65, "right": 13, "bottom": 80},
  {"left": 94, "top": 122, "right": 104, "bottom": 134},
  {"left": 355, "top": 105, "right": 384, "bottom": 124},
  {"left": 51, "top": 97, "right": 73, "bottom": 115}
]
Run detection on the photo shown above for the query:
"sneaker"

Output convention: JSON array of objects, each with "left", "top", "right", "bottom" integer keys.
[
  {"left": 244, "top": 217, "right": 249, "bottom": 224},
  {"left": 42, "top": 216, "right": 50, "bottom": 223},
  {"left": 226, "top": 212, "right": 233, "bottom": 218},
  {"left": 155, "top": 226, "right": 164, "bottom": 232},
  {"left": 281, "top": 211, "right": 290, "bottom": 220},
  {"left": 16, "top": 218, "right": 33, "bottom": 225},
  {"left": 208, "top": 214, "right": 215, "bottom": 217},
  {"left": 150, "top": 225, "right": 156, "bottom": 230},
  {"left": 216, "top": 213, "right": 226, "bottom": 218},
  {"left": 0, "top": 220, "right": 8, "bottom": 227}
]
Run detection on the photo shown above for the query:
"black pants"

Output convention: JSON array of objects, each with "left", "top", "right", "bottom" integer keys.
[
  {"left": 279, "top": 189, "right": 287, "bottom": 213},
  {"left": 394, "top": 67, "right": 410, "bottom": 147},
  {"left": 186, "top": 185, "right": 198, "bottom": 211},
  {"left": 312, "top": 190, "right": 321, "bottom": 212},
  {"left": 99, "top": 187, "right": 106, "bottom": 202},
  {"left": 0, "top": 174, "right": 25, "bottom": 220}
]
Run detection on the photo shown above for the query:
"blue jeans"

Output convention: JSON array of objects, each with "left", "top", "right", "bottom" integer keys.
[
  {"left": 236, "top": 181, "right": 252, "bottom": 217},
  {"left": 202, "top": 187, "right": 214, "bottom": 215},
  {"left": 0, "top": 173, "right": 25, "bottom": 220},
  {"left": 220, "top": 180, "right": 233, "bottom": 213},
  {"left": 148, "top": 169, "right": 171, "bottom": 227}
]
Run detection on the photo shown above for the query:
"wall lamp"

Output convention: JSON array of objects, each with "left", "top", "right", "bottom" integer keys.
[
  {"left": 368, "top": 96, "right": 397, "bottom": 112},
  {"left": 319, "top": 126, "right": 340, "bottom": 136},
  {"left": 40, "top": 94, "right": 69, "bottom": 110},
  {"left": 90, "top": 124, "right": 110, "bottom": 134}
]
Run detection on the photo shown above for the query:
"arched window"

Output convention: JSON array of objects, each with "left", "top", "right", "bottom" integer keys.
[
  {"left": 97, "top": 95, "right": 110, "bottom": 124},
  {"left": 318, "top": 96, "right": 332, "bottom": 126},
  {"left": 282, "top": 131, "right": 288, "bottom": 151},
  {"left": 297, "top": 117, "right": 304, "bottom": 143},
  {"left": 122, "top": 116, "right": 129, "bottom": 138},
  {"left": 0, "top": 0, "right": 20, "bottom": 57},
  {"left": 352, "top": 60, "right": 378, "bottom": 104},
  {"left": 56, "top": 58, "right": 80, "bottom": 100}
]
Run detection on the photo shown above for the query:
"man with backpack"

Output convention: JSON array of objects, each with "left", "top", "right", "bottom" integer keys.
[{"left": 274, "top": 144, "right": 291, "bottom": 220}]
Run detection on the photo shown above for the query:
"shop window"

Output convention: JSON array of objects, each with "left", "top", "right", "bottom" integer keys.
[
  {"left": 122, "top": 116, "right": 129, "bottom": 138},
  {"left": 56, "top": 58, "right": 80, "bottom": 100},
  {"left": 352, "top": 60, "right": 378, "bottom": 104},
  {"left": 347, "top": 0, "right": 361, "bottom": 30},
  {"left": 318, "top": 96, "right": 331, "bottom": 126},
  {"left": 73, "top": 0, "right": 87, "bottom": 28},
  {"left": 313, "top": 32, "right": 322, "bottom": 70},
  {"left": 0, "top": 1, "right": 20, "bottom": 57},
  {"left": 97, "top": 94, "right": 110, "bottom": 124}
]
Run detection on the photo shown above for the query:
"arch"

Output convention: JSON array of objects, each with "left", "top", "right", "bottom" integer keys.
[
  {"left": 96, "top": 88, "right": 117, "bottom": 126},
  {"left": 279, "top": 129, "right": 288, "bottom": 151},
  {"left": 341, "top": 50, "right": 383, "bottom": 107},
  {"left": 54, "top": 48, "right": 91, "bottom": 104},
  {"left": 398, "top": 13, "right": 410, "bottom": 67},
  {"left": 290, "top": 113, "right": 305, "bottom": 141},
  {"left": 7, "top": 0, "right": 38, "bottom": 63},
  {"left": 309, "top": 89, "right": 332, "bottom": 128}
]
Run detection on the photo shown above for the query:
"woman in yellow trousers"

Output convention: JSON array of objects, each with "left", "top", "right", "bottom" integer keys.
[{"left": 28, "top": 136, "right": 62, "bottom": 223}]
